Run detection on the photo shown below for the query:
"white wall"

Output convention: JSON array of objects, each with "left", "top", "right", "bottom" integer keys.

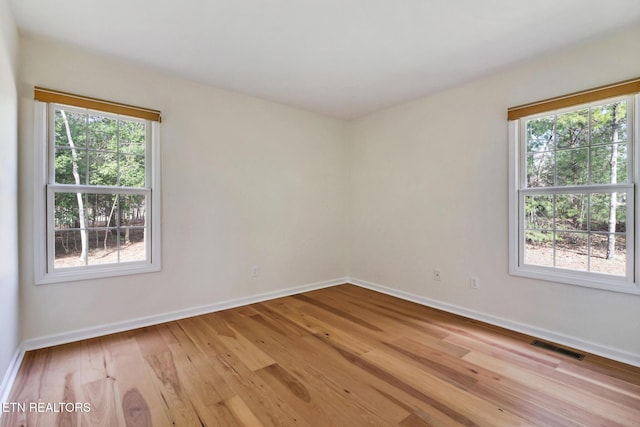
[
  {"left": 18, "top": 36, "right": 349, "bottom": 341},
  {"left": 0, "top": 0, "right": 20, "bottom": 396},
  {"left": 350, "top": 25, "right": 640, "bottom": 359}
]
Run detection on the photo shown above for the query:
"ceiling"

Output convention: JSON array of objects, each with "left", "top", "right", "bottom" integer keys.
[{"left": 9, "top": 0, "right": 640, "bottom": 119}]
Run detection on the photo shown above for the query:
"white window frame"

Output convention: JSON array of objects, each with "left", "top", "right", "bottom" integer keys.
[
  {"left": 509, "top": 94, "right": 640, "bottom": 295},
  {"left": 34, "top": 101, "right": 161, "bottom": 284}
]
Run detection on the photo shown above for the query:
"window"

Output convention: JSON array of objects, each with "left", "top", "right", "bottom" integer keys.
[
  {"left": 34, "top": 88, "right": 161, "bottom": 284},
  {"left": 509, "top": 78, "right": 640, "bottom": 294}
]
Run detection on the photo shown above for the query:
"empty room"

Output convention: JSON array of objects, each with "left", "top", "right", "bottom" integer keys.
[{"left": 1, "top": 0, "right": 640, "bottom": 425}]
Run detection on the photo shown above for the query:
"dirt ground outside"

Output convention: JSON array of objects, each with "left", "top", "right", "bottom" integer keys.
[
  {"left": 54, "top": 241, "right": 146, "bottom": 268},
  {"left": 525, "top": 245, "right": 626, "bottom": 276}
]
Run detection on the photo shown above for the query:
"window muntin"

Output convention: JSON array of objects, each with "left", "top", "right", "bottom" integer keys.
[
  {"left": 35, "top": 97, "right": 161, "bottom": 284},
  {"left": 510, "top": 95, "right": 639, "bottom": 294}
]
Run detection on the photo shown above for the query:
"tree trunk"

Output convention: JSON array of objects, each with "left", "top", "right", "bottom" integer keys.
[
  {"left": 104, "top": 195, "right": 118, "bottom": 250},
  {"left": 61, "top": 111, "right": 88, "bottom": 263},
  {"left": 606, "top": 104, "right": 620, "bottom": 260},
  {"left": 61, "top": 233, "right": 69, "bottom": 254}
]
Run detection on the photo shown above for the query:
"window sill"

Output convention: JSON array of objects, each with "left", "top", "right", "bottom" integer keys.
[
  {"left": 509, "top": 264, "right": 640, "bottom": 295},
  {"left": 35, "top": 262, "right": 160, "bottom": 285}
]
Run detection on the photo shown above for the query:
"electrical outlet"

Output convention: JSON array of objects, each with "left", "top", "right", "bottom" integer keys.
[
  {"left": 433, "top": 269, "right": 441, "bottom": 282},
  {"left": 251, "top": 265, "right": 258, "bottom": 277},
  {"left": 470, "top": 276, "right": 479, "bottom": 289}
]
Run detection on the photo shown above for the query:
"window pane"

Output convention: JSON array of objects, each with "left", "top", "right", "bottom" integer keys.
[
  {"left": 590, "top": 144, "right": 627, "bottom": 184},
  {"left": 556, "top": 108, "right": 588, "bottom": 149},
  {"left": 87, "top": 228, "right": 118, "bottom": 265},
  {"left": 54, "top": 192, "right": 80, "bottom": 229},
  {"left": 591, "top": 101, "right": 627, "bottom": 145},
  {"left": 119, "top": 228, "right": 146, "bottom": 263},
  {"left": 590, "top": 193, "right": 626, "bottom": 232},
  {"left": 85, "top": 193, "right": 118, "bottom": 228},
  {"left": 524, "top": 231, "right": 554, "bottom": 267},
  {"left": 526, "top": 116, "right": 555, "bottom": 153},
  {"left": 54, "top": 230, "right": 87, "bottom": 269},
  {"left": 119, "top": 154, "right": 145, "bottom": 187},
  {"left": 88, "top": 150, "right": 118, "bottom": 186},
  {"left": 118, "top": 195, "right": 147, "bottom": 262},
  {"left": 55, "top": 109, "right": 87, "bottom": 148},
  {"left": 55, "top": 147, "right": 87, "bottom": 184},
  {"left": 590, "top": 234, "right": 626, "bottom": 276},
  {"left": 555, "top": 232, "right": 588, "bottom": 271},
  {"left": 526, "top": 152, "right": 555, "bottom": 188},
  {"left": 87, "top": 115, "right": 117, "bottom": 151},
  {"left": 524, "top": 194, "right": 553, "bottom": 229},
  {"left": 119, "top": 194, "right": 146, "bottom": 227},
  {"left": 119, "top": 120, "right": 146, "bottom": 154},
  {"left": 555, "top": 194, "right": 587, "bottom": 231},
  {"left": 118, "top": 194, "right": 147, "bottom": 264},
  {"left": 54, "top": 109, "right": 91, "bottom": 185},
  {"left": 526, "top": 116, "right": 555, "bottom": 188},
  {"left": 556, "top": 148, "right": 588, "bottom": 186}
]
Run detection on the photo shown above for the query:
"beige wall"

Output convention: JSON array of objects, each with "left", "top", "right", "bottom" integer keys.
[
  {"left": 18, "top": 36, "right": 349, "bottom": 340},
  {"left": 349, "top": 24, "right": 640, "bottom": 358},
  {"left": 0, "top": 0, "right": 20, "bottom": 393}
]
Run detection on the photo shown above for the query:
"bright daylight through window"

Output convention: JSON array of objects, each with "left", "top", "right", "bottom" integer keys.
[
  {"left": 34, "top": 88, "right": 161, "bottom": 284},
  {"left": 509, "top": 79, "right": 640, "bottom": 294}
]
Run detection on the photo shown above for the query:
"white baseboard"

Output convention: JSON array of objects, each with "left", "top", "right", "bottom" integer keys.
[
  {"left": 22, "top": 277, "right": 348, "bottom": 352},
  {"left": 347, "top": 277, "right": 640, "bottom": 368},
  {"left": 0, "top": 344, "right": 25, "bottom": 405}
]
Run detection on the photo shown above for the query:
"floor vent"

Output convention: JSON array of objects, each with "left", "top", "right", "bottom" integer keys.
[{"left": 531, "top": 340, "right": 585, "bottom": 360}]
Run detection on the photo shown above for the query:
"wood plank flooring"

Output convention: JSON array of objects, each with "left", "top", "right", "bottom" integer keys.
[{"left": 3, "top": 284, "right": 640, "bottom": 426}]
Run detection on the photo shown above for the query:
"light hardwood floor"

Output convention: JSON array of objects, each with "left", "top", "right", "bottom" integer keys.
[{"left": 3, "top": 284, "right": 640, "bottom": 426}]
